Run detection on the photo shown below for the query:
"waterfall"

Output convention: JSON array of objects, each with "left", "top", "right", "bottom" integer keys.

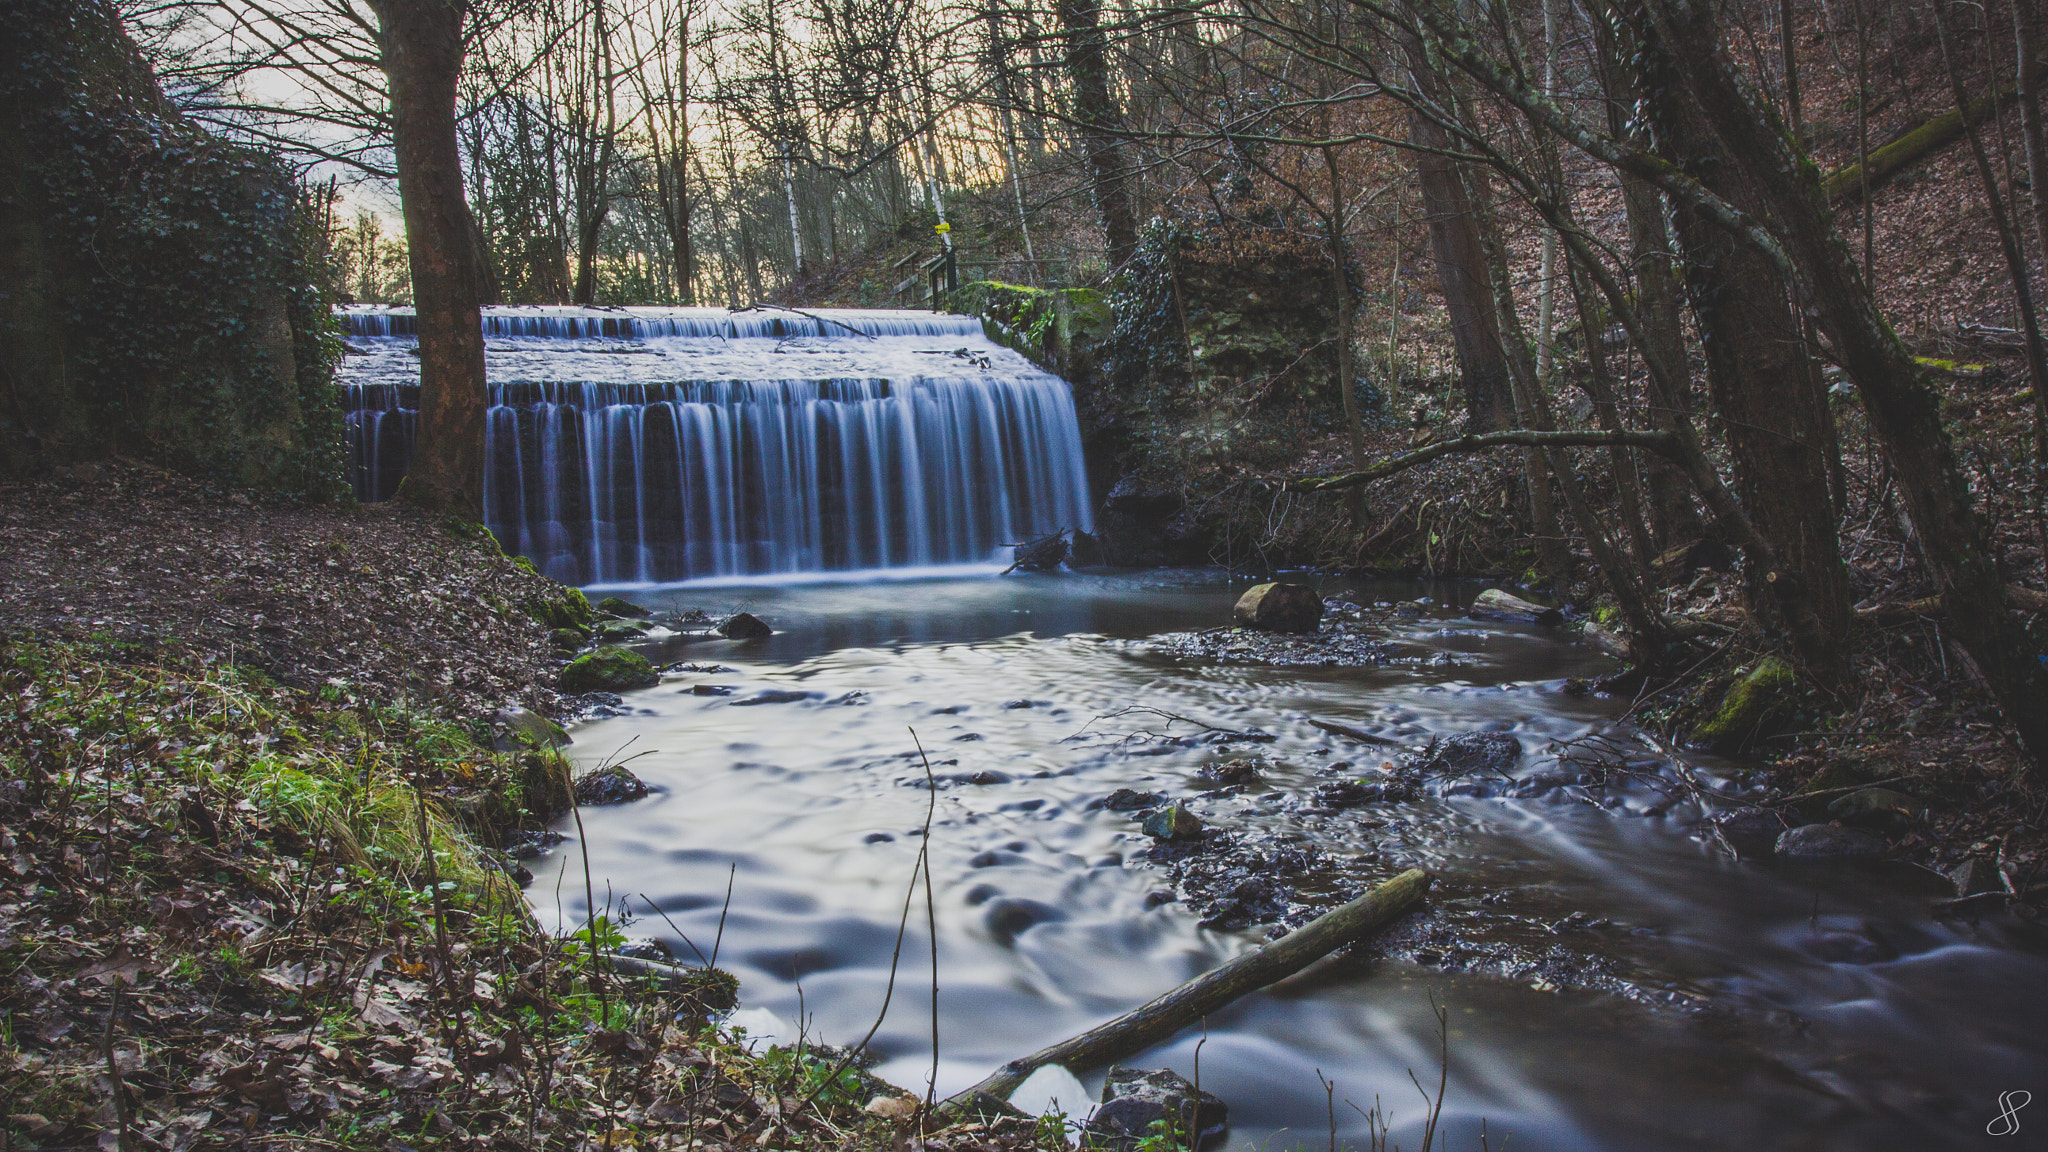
[{"left": 338, "top": 306, "right": 1093, "bottom": 585}]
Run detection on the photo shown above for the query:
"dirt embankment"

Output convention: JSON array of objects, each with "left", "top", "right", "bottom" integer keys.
[{"left": 0, "top": 469, "right": 1052, "bottom": 1152}]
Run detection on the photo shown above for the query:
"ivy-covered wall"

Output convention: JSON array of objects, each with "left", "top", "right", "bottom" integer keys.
[{"left": 0, "top": 0, "right": 344, "bottom": 498}]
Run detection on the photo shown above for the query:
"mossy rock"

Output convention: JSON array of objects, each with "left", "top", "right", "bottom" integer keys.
[
  {"left": 596, "top": 596, "right": 650, "bottom": 618},
  {"left": 1692, "top": 656, "right": 1797, "bottom": 751},
  {"left": 560, "top": 648, "right": 657, "bottom": 693},
  {"left": 527, "top": 586, "right": 594, "bottom": 632},
  {"left": 548, "top": 627, "right": 587, "bottom": 651},
  {"left": 593, "top": 617, "right": 655, "bottom": 643}
]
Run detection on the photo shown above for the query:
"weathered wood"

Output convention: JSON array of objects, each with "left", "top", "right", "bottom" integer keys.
[
  {"left": 1853, "top": 584, "right": 2048, "bottom": 622},
  {"left": 938, "top": 868, "right": 1432, "bottom": 1114},
  {"left": 1822, "top": 85, "right": 2018, "bottom": 202},
  {"left": 1471, "top": 588, "right": 1565, "bottom": 626}
]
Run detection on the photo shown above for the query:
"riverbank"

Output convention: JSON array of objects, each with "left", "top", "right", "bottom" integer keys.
[{"left": 0, "top": 467, "right": 1053, "bottom": 1152}]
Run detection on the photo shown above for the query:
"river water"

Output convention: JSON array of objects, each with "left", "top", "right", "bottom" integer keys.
[{"left": 526, "top": 570, "right": 2048, "bottom": 1151}]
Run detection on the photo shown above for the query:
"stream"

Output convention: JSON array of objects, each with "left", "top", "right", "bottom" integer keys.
[{"left": 525, "top": 570, "right": 2048, "bottom": 1151}]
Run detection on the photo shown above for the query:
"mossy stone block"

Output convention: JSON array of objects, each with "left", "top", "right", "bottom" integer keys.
[{"left": 560, "top": 648, "right": 657, "bottom": 693}]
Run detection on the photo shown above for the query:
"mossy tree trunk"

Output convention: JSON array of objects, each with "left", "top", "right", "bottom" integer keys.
[{"left": 1645, "top": 0, "right": 2048, "bottom": 766}]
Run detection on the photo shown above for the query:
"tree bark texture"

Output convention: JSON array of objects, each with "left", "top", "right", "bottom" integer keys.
[
  {"left": 1641, "top": 21, "right": 1851, "bottom": 681},
  {"left": 1644, "top": 0, "right": 2048, "bottom": 766},
  {"left": 371, "top": 0, "right": 488, "bottom": 520},
  {"left": 1058, "top": 0, "right": 1138, "bottom": 271},
  {"left": 1402, "top": 51, "right": 1513, "bottom": 432}
]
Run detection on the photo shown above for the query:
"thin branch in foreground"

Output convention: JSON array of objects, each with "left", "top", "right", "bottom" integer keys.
[{"left": 1286, "top": 430, "right": 1678, "bottom": 492}]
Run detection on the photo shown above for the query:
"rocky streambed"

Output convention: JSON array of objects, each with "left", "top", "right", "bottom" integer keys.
[{"left": 529, "top": 570, "right": 2048, "bottom": 1152}]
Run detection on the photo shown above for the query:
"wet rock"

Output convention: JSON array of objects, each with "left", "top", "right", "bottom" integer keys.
[
  {"left": 593, "top": 617, "right": 656, "bottom": 643},
  {"left": 561, "top": 648, "right": 658, "bottom": 693},
  {"left": 717, "top": 612, "right": 773, "bottom": 640},
  {"left": 1826, "top": 787, "right": 1924, "bottom": 833},
  {"left": 1141, "top": 803, "right": 1205, "bottom": 840},
  {"left": 1948, "top": 856, "right": 2002, "bottom": 897},
  {"left": 1104, "top": 477, "right": 1184, "bottom": 519},
  {"left": 1195, "top": 758, "right": 1264, "bottom": 787},
  {"left": 1003, "top": 698, "right": 1038, "bottom": 709},
  {"left": 1083, "top": 1066, "right": 1228, "bottom": 1151},
  {"left": 983, "top": 897, "right": 1065, "bottom": 944},
  {"left": 505, "top": 829, "right": 566, "bottom": 860},
  {"left": 575, "top": 764, "right": 651, "bottom": 805},
  {"left": 1691, "top": 656, "right": 1797, "bottom": 751},
  {"left": 490, "top": 705, "right": 570, "bottom": 752},
  {"left": 1232, "top": 582, "right": 1324, "bottom": 633},
  {"left": 597, "top": 596, "right": 651, "bottom": 618},
  {"left": 1144, "top": 889, "right": 1178, "bottom": 908},
  {"left": 549, "top": 627, "right": 588, "bottom": 651},
  {"left": 1418, "top": 732, "right": 1520, "bottom": 778},
  {"left": 667, "top": 662, "right": 736, "bottom": 674},
  {"left": 1099, "top": 788, "right": 1165, "bottom": 811},
  {"left": 1713, "top": 807, "right": 1790, "bottom": 851},
  {"left": 1310, "top": 779, "right": 1382, "bottom": 808},
  {"left": 1775, "top": 823, "right": 1886, "bottom": 859},
  {"left": 949, "top": 770, "right": 1013, "bottom": 785},
  {"left": 728, "top": 688, "right": 815, "bottom": 706},
  {"left": 688, "top": 683, "right": 735, "bottom": 696},
  {"left": 864, "top": 832, "right": 896, "bottom": 844},
  {"left": 1470, "top": 588, "right": 1564, "bottom": 626}
]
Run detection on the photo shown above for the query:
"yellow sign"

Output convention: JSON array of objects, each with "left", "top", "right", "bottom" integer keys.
[{"left": 935, "top": 222, "right": 951, "bottom": 234}]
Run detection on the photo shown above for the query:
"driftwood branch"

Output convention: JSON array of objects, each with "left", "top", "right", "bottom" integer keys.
[
  {"left": 1308, "top": 718, "right": 1404, "bottom": 746},
  {"left": 937, "top": 868, "right": 1432, "bottom": 1115},
  {"left": 1855, "top": 584, "right": 2048, "bottom": 622},
  {"left": 1286, "top": 430, "right": 1676, "bottom": 492}
]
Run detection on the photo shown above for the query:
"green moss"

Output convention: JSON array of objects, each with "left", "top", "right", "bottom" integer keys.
[
  {"left": 560, "top": 647, "right": 657, "bottom": 693},
  {"left": 1692, "top": 656, "right": 1798, "bottom": 750}
]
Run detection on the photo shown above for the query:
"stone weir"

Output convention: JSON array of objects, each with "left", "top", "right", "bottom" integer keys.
[{"left": 338, "top": 306, "right": 1093, "bottom": 585}]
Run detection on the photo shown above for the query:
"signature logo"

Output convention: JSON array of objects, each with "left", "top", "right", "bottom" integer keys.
[{"left": 1989, "top": 1090, "right": 2032, "bottom": 1137}]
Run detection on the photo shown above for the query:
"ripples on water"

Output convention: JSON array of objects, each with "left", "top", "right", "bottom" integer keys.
[{"left": 527, "top": 570, "right": 2048, "bottom": 1151}]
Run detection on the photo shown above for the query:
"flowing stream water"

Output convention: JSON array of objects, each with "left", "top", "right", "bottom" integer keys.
[{"left": 528, "top": 571, "right": 2048, "bottom": 1152}]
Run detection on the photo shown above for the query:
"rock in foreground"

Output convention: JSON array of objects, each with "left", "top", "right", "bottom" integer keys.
[
  {"left": 1232, "top": 582, "right": 1324, "bottom": 633},
  {"left": 561, "top": 648, "right": 659, "bottom": 692},
  {"left": 1083, "top": 1067, "right": 1228, "bottom": 1150}
]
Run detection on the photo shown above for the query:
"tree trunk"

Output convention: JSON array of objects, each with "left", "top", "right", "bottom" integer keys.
[
  {"left": 1057, "top": 0, "right": 1139, "bottom": 271},
  {"left": 1402, "top": 46, "right": 1514, "bottom": 432},
  {"left": 1647, "top": 0, "right": 2048, "bottom": 765},
  {"left": 370, "top": 0, "right": 487, "bottom": 520},
  {"left": 1644, "top": 31, "right": 1851, "bottom": 682}
]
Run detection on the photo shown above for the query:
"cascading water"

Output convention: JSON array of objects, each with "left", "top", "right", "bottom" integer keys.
[{"left": 338, "top": 306, "right": 1093, "bottom": 584}]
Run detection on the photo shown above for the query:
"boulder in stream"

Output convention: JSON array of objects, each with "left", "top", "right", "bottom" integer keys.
[
  {"left": 1083, "top": 1066, "right": 1228, "bottom": 1150},
  {"left": 1418, "top": 732, "right": 1521, "bottom": 778},
  {"left": 575, "top": 764, "right": 651, "bottom": 805},
  {"left": 717, "top": 612, "right": 773, "bottom": 640},
  {"left": 560, "top": 648, "right": 658, "bottom": 692},
  {"left": 593, "top": 617, "right": 656, "bottom": 643},
  {"left": 596, "top": 596, "right": 651, "bottom": 618},
  {"left": 490, "top": 706, "right": 570, "bottom": 752},
  {"left": 1231, "top": 582, "right": 1323, "bottom": 633}
]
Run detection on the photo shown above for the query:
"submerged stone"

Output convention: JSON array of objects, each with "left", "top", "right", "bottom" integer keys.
[{"left": 560, "top": 648, "right": 658, "bottom": 693}]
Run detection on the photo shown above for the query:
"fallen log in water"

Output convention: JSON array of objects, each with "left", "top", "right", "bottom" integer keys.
[{"left": 937, "top": 868, "right": 1432, "bottom": 1115}]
